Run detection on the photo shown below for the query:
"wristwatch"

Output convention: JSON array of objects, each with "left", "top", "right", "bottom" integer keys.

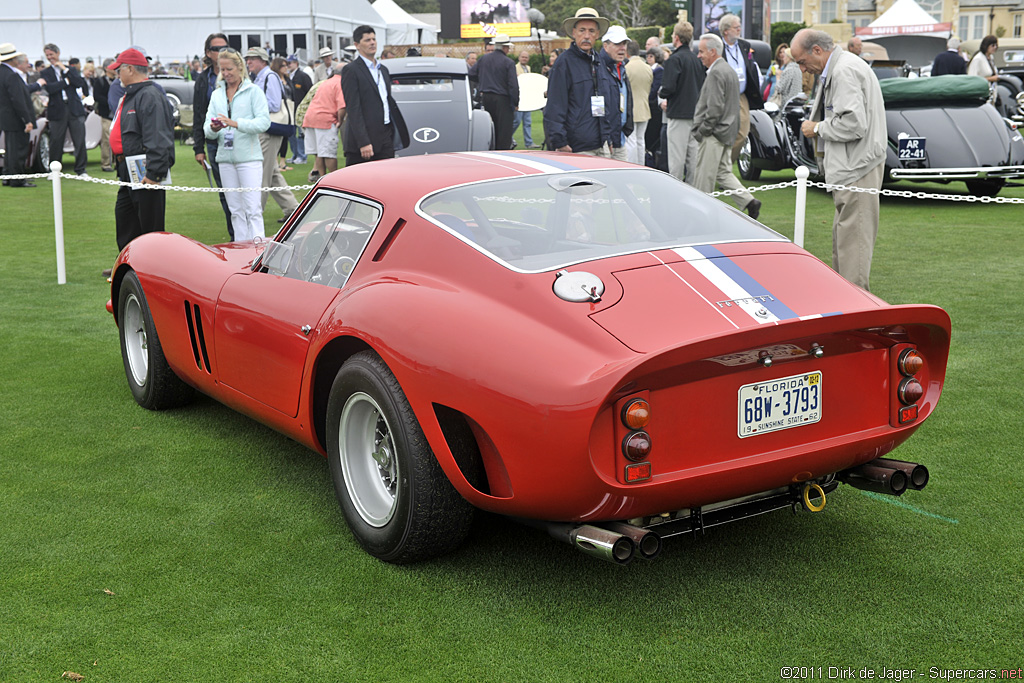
[{"left": 813, "top": 122, "right": 820, "bottom": 136}]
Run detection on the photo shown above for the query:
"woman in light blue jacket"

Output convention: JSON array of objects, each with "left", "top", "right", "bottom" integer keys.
[{"left": 204, "top": 48, "right": 270, "bottom": 241}]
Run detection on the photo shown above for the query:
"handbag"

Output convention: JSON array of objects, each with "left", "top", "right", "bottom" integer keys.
[{"left": 264, "top": 75, "right": 296, "bottom": 137}]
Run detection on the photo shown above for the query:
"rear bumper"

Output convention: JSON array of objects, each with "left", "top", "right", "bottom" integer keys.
[{"left": 889, "top": 164, "right": 1024, "bottom": 181}]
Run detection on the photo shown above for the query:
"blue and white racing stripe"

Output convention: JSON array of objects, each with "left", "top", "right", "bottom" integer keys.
[
  {"left": 673, "top": 245, "right": 801, "bottom": 325},
  {"left": 460, "top": 151, "right": 590, "bottom": 174}
]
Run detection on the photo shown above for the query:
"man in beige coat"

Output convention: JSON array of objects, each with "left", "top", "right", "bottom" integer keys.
[
  {"left": 793, "top": 29, "right": 886, "bottom": 291},
  {"left": 691, "top": 33, "right": 760, "bottom": 219},
  {"left": 624, "top": 40, "right": 652, "bottom": 164}
]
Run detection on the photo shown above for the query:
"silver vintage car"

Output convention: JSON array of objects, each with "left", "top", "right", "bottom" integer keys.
[{"left": 387, "top": 57, "right": 494, "bottom": 156}]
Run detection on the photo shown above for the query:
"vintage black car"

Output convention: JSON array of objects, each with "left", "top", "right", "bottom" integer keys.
[
  {"left": 739, "top": 75, "right": 1024, "bottom": 197},
  {"left": 386, "top": 57, "right": 493, "bottom": 156}
]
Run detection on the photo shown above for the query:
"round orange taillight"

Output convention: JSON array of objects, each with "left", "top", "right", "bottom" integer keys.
[
  {"left": 898, "top": 348, "right": 924, "bottom": 376},
  {"left": 621, "top": 398, "right": 650, "bottom": 429},
  {"left": 622, "top": 431, "right": 652, "bottom": 462},
  {"left": 898, "top": 377, "right": 924, "bottom": 405}
]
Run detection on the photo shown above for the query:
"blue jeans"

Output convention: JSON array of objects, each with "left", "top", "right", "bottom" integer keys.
[
  {"left": 289, "top": 129, "right": 306, "bottom": 162},
  {"left": 512, "top": 111, "right": 533, "bottom": 147}
]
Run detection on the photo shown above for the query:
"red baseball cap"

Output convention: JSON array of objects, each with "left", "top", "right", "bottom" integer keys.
[{"left": 110, "top": 48, "right": 149, "bottom": 69}]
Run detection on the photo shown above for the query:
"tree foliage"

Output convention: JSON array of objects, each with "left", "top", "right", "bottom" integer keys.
[
  {"left": 533, "top": 0, "right": 678, "bottom": 34},
  {"left": 770, "top": 21, "right": 807, "bottom": 55},
  {"left": 393, "top": 0, "right": 440, "bottom": 14}
]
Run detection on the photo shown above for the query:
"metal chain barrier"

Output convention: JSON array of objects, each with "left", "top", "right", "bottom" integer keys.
[
  {"left": 3, "top": 170, "right": 314, "bottom": 192},
  {"left": 26, "top": 161, "right": 1023, "bottom": 286}
]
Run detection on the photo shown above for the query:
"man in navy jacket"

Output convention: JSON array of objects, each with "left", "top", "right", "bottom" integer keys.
[{"left": 544, "top": 7, "right": 618, "bottom": 155}]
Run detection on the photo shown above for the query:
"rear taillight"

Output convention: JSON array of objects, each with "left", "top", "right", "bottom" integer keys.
[
  {"left": 621, "top": 398, "right": 650, "bottom": 429},
  {"left": 622, "top": 431, "right": 652, "bottom": 462},
  {"left": 616, "top": 393, "right": 652, "bottom": 483},
  {"left": 898, "top": 377, "right": 924, "bottom": 405},
  {"left": 891, "top": 344, "right": 925, "bottom": 425},
  {"left": 897, "top": 348, "right": 923, "bottom": 376}
]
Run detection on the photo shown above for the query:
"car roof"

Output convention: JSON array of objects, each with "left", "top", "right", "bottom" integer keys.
[{"left": 317, "top": 152, "right": 632, "bottom": 204}]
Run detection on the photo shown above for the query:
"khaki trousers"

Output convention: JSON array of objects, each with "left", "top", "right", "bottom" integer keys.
[
  {"left": 100, "top": 117, "right": 112, "bottom": 168},
  {"left": 831, "top": 162, "right": 884, "bottom": 291},
  {"left": 666, "top": 117, "right": 698, "bottom": 184},
  {"left": 259, "top": 133, "right": 299, "bottom": 216},
  {"left": 732, "top": 93, "right": 751, "bottom": 164},
  {"left": 693, "top": 135, "right": 754, "bottom": 210}
]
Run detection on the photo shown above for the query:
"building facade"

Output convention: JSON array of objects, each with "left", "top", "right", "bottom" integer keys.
[{"left": 777, "top": 0, "right": 1023, "bottom": 41}]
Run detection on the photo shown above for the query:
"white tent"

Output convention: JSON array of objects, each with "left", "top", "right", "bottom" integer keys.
[
  {"left": 855, "top": 0, "right": 952, "bottom": 39},
  {"left": 4, "top": 0, "right": 387, "bottom": 65},
  {"left": 372, "top": 0, "right": 439, "bottom": 45}
]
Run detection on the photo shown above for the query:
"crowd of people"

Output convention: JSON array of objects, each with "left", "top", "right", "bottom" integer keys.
[
  {"left": 1, "top": 18, "right": 1008, "bottom": 290},
  {"left": 1, "top": 27, "right": 409, "bottom": 273}
]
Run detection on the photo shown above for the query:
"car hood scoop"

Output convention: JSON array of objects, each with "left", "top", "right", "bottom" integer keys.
[{"left": 590, "top": 247, "right": 880, "bottom": 353}]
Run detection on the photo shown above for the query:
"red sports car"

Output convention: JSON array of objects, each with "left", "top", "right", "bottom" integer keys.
[{"left": 108, "top": 152, "right": 950, "bottom": 564}]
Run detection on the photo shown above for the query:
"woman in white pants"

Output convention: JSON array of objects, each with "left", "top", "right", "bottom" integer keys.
[{"left": 204, "top": 48, "right": 270, "bottom": 241}]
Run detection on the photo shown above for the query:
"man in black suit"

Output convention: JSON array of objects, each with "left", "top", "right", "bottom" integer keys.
[
  {"left": 1, "top": 43, "right": 38, "bottom": 187},
  {"left": 340, "top": 25, "right": 408, "bottom": 166},
  {"left": 717, "top": 14, "right": 764, "bottom": 163},
  {"left": 41, "top": 43, "right": 89, "bottom": 176}
]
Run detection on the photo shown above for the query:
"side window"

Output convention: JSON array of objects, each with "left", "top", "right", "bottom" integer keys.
[{"left": 263, "top": 193, "right": 381, "bottom": 288}]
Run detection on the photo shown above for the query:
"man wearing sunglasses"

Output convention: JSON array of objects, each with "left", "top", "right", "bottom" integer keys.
[{"left": 192, "top": 34, "right": 234, "bottom": 239}]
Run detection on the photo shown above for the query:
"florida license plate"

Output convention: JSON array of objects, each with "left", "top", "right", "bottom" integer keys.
[
  {"left": 898, "top": 137, "right": 926, "bottom": 160},
  {"left": 738, "top": 371, "right": 822, "bottom": 438}
]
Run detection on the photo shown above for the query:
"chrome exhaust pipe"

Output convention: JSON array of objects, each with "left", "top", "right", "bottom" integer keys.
[
  {"left": 838, "top": 462, "right": 907, "bottom": 496},
  {"left": 601, "top": 522, "right": 662, "bottom": 560},
  {"left": 544, "top": 523, "right": 635, "bottom": 564},
  {"left": 869, "top": 458, "right": 929, "bottom": 490}
]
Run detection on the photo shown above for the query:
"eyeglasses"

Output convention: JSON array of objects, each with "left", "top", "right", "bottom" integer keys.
[{"left": 211, "top": 46, "right": 236, "bottom": 54}]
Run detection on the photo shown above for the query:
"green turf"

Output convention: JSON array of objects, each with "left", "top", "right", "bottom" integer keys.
[{"left": 1, "top": 137, "right": 1021, "bottom": 682}]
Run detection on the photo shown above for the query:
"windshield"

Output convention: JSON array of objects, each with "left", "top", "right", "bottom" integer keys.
[{"left": 418, "top": 169, "right": 785, "bottom": 272}]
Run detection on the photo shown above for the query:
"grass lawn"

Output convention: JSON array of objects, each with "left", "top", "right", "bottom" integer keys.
[{"left": 1, "top": 134, "right": 1022, "bottom": 682}]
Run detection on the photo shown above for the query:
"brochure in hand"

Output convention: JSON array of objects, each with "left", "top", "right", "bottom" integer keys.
[{"left": 125, "top": 154, "right": 172, "bottom": 186}]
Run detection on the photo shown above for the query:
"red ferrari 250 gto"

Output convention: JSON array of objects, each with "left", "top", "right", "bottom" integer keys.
[{"left": 108, "top": 152, "right": 950, "bottom": 564}]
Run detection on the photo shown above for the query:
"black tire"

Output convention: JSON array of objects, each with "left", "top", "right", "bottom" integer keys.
[
  {"left": 117, "top": 271, "right": 195, "bottom": 410},
  {"left": 326, "top": 350, "right": 474, "bottom": 563},
  {"left": 738, "top": 136, "right": 761, "bottom": 180},
  {"left": 965, "top": 179, "right": 1004, "bottom": 197},
  {"left": 32, "top": 132, "right": 50, "bottom": 173}
]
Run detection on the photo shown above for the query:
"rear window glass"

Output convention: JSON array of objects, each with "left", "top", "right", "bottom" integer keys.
[
  {"left": 391, "top": 76, "right": 456, "bottom": 92},
  {"left": 418, "top": 169, "right": 785, "bottom": 272}
]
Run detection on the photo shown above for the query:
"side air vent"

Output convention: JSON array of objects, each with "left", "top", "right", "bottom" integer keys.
[{"left": 184, "top": 300, "right": 212, "bottom": 374}]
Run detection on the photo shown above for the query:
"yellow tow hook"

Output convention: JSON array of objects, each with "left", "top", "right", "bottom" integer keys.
[{"left": 801, "top": 482, "right": 827, "bottom": 512}]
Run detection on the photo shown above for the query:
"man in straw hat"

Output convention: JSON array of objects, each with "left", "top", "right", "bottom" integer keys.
[
  {"left": 469, "top": 33, "right": 518, "bottom": 150},
  {"left": 1, "top": 43, "right": 38, "bottom": 187},
  {"left": 543, "top": 7, "right": 619, "bottom": 156}
]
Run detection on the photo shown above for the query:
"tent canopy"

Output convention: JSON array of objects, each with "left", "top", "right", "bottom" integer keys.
[
  {"left": 372, "top": 0, "right": 439, "bottom": 45},
  {"left": 856, "top": 0, "right": 952, "bottom": 38}
]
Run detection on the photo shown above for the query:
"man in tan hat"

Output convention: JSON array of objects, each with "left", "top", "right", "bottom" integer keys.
[
  {"left": 1, "top": 43, "right": 38, "bottom": 187},
  {"left": 469, "top": 33, "right": 518, "bottom": 150},
  {"left": 314, "top": 47, "right": 335, "bottom": 83},
  {"left": 544, "top": 7, "right": 617, "bottom": 155}
]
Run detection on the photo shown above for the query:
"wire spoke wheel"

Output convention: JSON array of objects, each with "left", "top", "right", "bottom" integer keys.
[
  {"left": 339, "top": 392, "right": 399, "bottom": 527},
  {"left": 326, "top": 350, "right": 474, "bottom": 563},
  {"left": 122, "top": 292, "right": 149, "bottom": 387}
]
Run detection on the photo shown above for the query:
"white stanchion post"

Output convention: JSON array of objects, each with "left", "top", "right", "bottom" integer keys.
[
  {"left": 50, "top": 161, "right": 66, "bottom": 285},
  {"left": 794, "top": 165, "right": 809, "bottom": 248}
]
